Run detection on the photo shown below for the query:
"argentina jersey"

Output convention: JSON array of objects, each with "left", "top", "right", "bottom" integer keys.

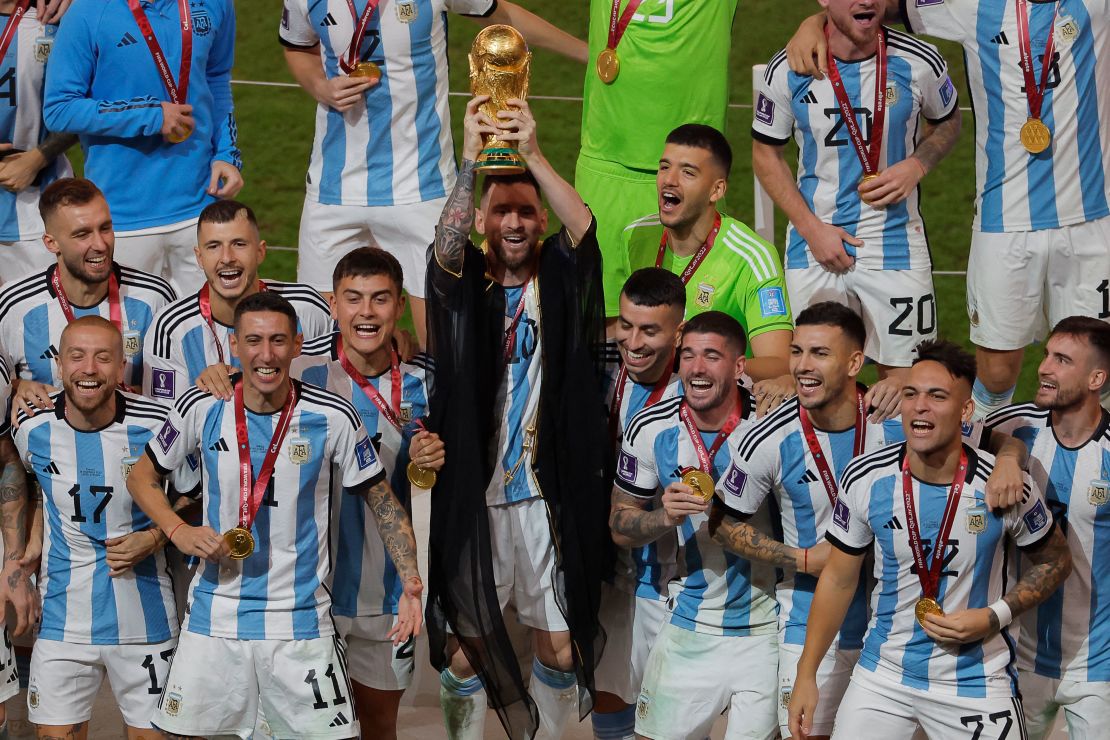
[
  {"left": 901, "top": 0, "right": 1110, "bottom": 232},
  {"left": 615, "top": 393, "right": 778, "bottom": 636},
  {"left": 485, "top": 281, "right": 542, "bottom": 506},
  {"left": 291, "top": 332, "right": 429, "bottom": 619},
  {"left": 143, "top": 281, "right": 332, "bottom": 403},
  {"left": 0, "top": 264, "right": 175, "bottom": 389},
  {"left": 147, "top": 381, "right": 385, "bottom": 641},
  {"left": 717, "top": 396, "right": 905, "bottom": 649},
  {"left": 278, "top": 0, "right": 493, "bottom": 207},
  {"left": 831, "top": 443, "right": 1051, "bottom": 697},
  {"left": 753, "top": 28, "right": 957, "bottom": 271},
  {"left": 14, "top": 392, "right": 195, "bottom": 644},
  {"left": 986, "top": 403, "right": 1110, "bottom": 682},
  {"left": 0, "top": 7, "right": 70, "bottom": 242}
]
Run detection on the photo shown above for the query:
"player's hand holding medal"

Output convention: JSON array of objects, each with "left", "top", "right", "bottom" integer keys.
[
  {"left": 340, "top": 0, "right": 383, "bottom": 85},
  {"left": 126, "top": 0, "right": 194, "bottom": 144}
]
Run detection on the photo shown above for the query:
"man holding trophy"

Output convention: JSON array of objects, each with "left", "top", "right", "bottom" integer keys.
[{"left": 426, "top": 26, "right": 610, "bottom": 740}]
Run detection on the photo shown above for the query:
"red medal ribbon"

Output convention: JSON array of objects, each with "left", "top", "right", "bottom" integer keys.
[
  {"left": 127, "top": 0, "right": 192, "bottom": 104},
  {"left": 51, "top": 267, "right": 123, "bottom": 331},
  {"left": 233, "top": 378, "right": 297, "bottom": 532},
  {"left": 337, "top": 335, "right": 403, "bottom": 430},
  {"left": 198, "top": 281, "right": 267, "bottom": 366},
  {"left": 503, "top": 279, "right": 531, "bottom": 363},
  {"left": 0, "top": 0, "right": 31, "bottom": 66},
  {"left": 605, "top": 0, "right": 645, "bottom": 52},
  {"left": 825, "top": 24, "right": 887, "bottom": 177},
  {"left": 679, "top": 396, "right": 743, "bottom": 476},
  {"left": 1015, "top": 0, "right": 1058, "bottom": 122},
  {"left": 609, "top": 360, "right": 673, "bottom": 441},
  {"left": 656, "top": 212, "right": 722, "bottom": 286},
  {"left": 339, "top": 0, "right": 383, "bottom": 74},
  {"left": 798, "top": 388, "right": 867, "bottom": 507},
  {"left": 901, "top": 449, "right": 968, "bottom": 602}
]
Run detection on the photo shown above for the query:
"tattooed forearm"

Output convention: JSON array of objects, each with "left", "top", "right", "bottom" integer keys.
[
  {"left": 434, "top": 159, "right": 478, "bottom": 275},
  {"left": 363, "top": 480, "right": 420, "bottom": 583},
  {"left": 36, "top": 132, "right": 78, "bottom": 162},
  {"left": 610, "top": 490, "right": 672, "bottom": 548},
  {"left": 913, "top": 112, "right": 961, "bottom": 174},
  {"left": 1003, "top": 528, "right": 1072, "bottom": 618},
  {"left": 0, "top": 444, "right": 27, "bottom": 559},
  {"left": 712, "top": 515, "right": 799, "bottom": 569}
]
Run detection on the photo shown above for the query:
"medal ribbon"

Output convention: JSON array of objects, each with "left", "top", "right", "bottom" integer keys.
[
  {"left": 798, "top": 388, "right": 867, "bottom": 507},
  {"left": 337, "top": 336, "right": 403, "bottom": 430},
  {"left": 126, "top": 0, "right": 192, "bottom": 104},
  {"left": 198, "top": 281, "right": 267, "bottom": 366},
  {"left": 233, "top": 378, "right": 297, "bottom": 532},
  {"left": 52, "top": 266, "right": 123, "bottom": 331},
  {"left": 503, "top": 279, "right": 531, "bottom": 363},
  {"left": 901, "top": 448, "right": 968, "bottom": 601},
  {"left": 656, "top": 213, "right": 722, "bottom": 286},
  {"left": 1015, "top": 0, "right": 1058, "bottom": 122},
  {"left": 608, "top": 359, "right": 673, "bottom": 440},
  {"left": 605, "top": 0, "right": 645, "bottom": 52},
  {"left": 0, "top": 0, "right": 31, "bottom": 66},
  {"left": 825, "top": 24, "right": 887, "bottom": 177},
  {"left": 679, "top": 396, "right": 742, "bottom": 477},
  {"left": 339, "top": 0, "right": 383, "bottom": 74}
]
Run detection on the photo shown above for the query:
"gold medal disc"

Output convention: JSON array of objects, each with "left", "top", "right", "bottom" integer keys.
[
  {"left": 860, "top": 173, "right": 880, "bottom": 186},
  {"left": 406, "top": 461, "right": 437, "bottom": 490},
  {"left": 1020, "top": 117, "right": 1052, "bottom": 154},
  {"left": 350, "top": 61, "right": 382, "bottom": 84},
  {"left": 167, "top": 124, "right": 193, "bottom": 144},
  {"left": 915, "top": 596, "right": 943, "bottom": 628},
  {"left": 596, "top": 48, "right": 619, "bottom": 84},
  {"left": 681, "top": 469, "right": 716, "bottom": 503},
  {"left": 224, "top": 527, "right": 255, "bottom": 560}
]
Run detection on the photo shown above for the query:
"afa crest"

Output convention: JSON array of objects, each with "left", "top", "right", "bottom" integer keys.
[
  {"left": 396, "top": 0, "right": 418, "bottom": 23},
  {"left": 123, "top": 329, "right": 141, "bottom": 357},
  {"left": 122, "top": 456, "right": 138, "bottom": 480},
  {"left": 191, "top": 6, "right": 212, "bottom": 36},
  {"left": 695, "top": 282, "right": 715, "bottom": 308},
  {"left": 288, "top": 438, "right": 311, "bottom": 465},
  {"left": 966, "top": 508, "right": 986, "bottom": 535},
  {"left": 1089, "top": 480, "right": 1109, "bottom": 506}
]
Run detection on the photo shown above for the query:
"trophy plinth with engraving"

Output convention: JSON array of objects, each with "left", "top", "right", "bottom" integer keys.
[{"left": 468, "top": 25, "right": 532, "bottom": 174}]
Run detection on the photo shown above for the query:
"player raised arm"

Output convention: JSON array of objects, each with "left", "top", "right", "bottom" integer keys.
[
  {"left": 127, "top": 454, "right": 226, "bottom": 563},
  {"left": 0, "top": 437, "right": 38, "bottom": 636},
  {"left": 475, "top": 1, "right": 588, "bottom": 64}
]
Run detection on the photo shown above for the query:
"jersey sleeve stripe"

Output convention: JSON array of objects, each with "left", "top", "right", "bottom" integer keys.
[
  {"left": 722, "top": 227, "right": 779, "bottom": 280},
  {"left": 622, "top": 214, "right": 662, "bottom": 232},
  {"left": 118, "top": 266, "right": 176, "bottom": 302},
  {"left": 176, "top": 386, "right": 213, "bottom": 417},
  {"left": 298, "top": 384, "right": 363, "bottom": 429},
  {"left": 623, "top": 397, "right": 683, "bottom": 444},
  {"left": 886, "top": 31, "right": 945, "bottom": 77},
  {"left": 0, "top": 276, "right": 50, "bottom": 323},
  {"left": 736, "top": 400, "right": 797, "bottom": 459},
  {"left": 840, "top": 444, "right": 902, "bottom": 492},
  {"left": 764, "top": 49, "right": 788, "bottom": 83},
  {"left": 827, "top": 531, "right": 871, "bottom": 555},
  {"left": 299, "top": 332, "right": 336, "bottom": 356},
  {"left": 614, "top": 478, "right": 657, "bottom": 499},
  {"left": 151, "top": 295, "right": 202, "bottom": 357}
]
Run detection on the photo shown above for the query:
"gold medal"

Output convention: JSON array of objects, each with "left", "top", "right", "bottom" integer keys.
[
  {"left": 223, "top": 527, "right": 255, "bottom": 560},
  {"left": 167, "top": 124, "right": 193, "bottom": 144},
  {"left": 915, "top": 596, "right": 943, "bottom": 628},
  {"left": 1020, "top": 117, "right": 1052, "bottom": 154},
  {"left": 596, "top": 47, "right": 619, "bottom": 84},
  {"left": 681, "top": 469, "right": 716, "bottom": 503},
  {"left": 350, "top": 60, "right": 382, "bottom": 84},
  {"left": 406, "top": 461, "right": 437, "bottom": 490},
  {"left": 860, "top": 173, "right": 880, "bottom": 186}
]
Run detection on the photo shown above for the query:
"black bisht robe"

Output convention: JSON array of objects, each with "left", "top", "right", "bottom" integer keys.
[{"left": 424, "top": 219, "right": 612, "bottom": 739}]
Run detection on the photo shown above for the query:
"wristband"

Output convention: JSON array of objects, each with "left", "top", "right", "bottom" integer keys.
[
  {"left": 167, "top": 521, "right": 186, "bottom": 543},
  {"left": 987, "top": 599, "right": 1012, "bottom": 629}
]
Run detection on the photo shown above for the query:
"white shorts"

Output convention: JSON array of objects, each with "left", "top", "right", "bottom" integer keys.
[
  {"left": 153, "top": 630, "right": 358, "bottom": 739},
  {"left": 786, "top": 264, "right": 937, "bottom": 367},
  {"left": 777, "top": 641, "right": 858, "bottom": 738},
  {"left": 967, "top": 215, "right": 1110, "bottom": 350},
  {"left": 593, "top": 584, "right": 667, "bottom": 704},
  {"left": 0, "top": 237, "right": 53, "bottom": 284},
  {"left": 114, "top": 219, "right": 205, "bottom": 296},
  {"left": 1020, "top": 669, "right": 1109, "bottom": 740},
  {"left": 832, "top": 667, "right": 1026, "bottom": 739},
  {"left": 635, "top": 622, "right": 778, "bottom": 740},
  {"left": 27, "top": 637, "right": 175, "bottom": 728},
  {"left": 333, "top": 613, "right": 414, "bottom": 692},
  {"left": 296, "top": 197, "right": 446, "bottom": 299},
  {"left": 486, "top": 497, "right": 568, "bottom": 634},
  {"left": 0, "top": 626, "right": 18, "bottom": 705}
]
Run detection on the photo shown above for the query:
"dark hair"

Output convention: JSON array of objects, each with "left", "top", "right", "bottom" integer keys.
[
  {"left": 38, "top": 178, "right": 104, "bottom": 225},
  {"left": 332, "top": 247, "right": 404, "bottom": 294},
  {"left": 913, "top": 339, "right": 977, "bottom": 386},
  {"left": 197, "top": 200, "right": 258, "bottom": 233},
  {"left": 621, "top": 268, "right": 686, "bottom": 312},
  {"left": 1049, "top": 315, "right": 1110, "bottom": 369},
  {"left": 795, "top": 301, "right": 867, "bottom": 350},
  {"left": 233, "top": 291, "right": 298, "bottom": 333},
  {"left": 665, "top": 123, "right": 733, "bottom": 177},
  {"left": 479, "top": 170, "right": 541, "bottom": 200},
  {"left": 681, "top": 310, "right": 747, "bottom": 355}
]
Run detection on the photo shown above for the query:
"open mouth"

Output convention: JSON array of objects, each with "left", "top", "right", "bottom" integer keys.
[
  {"left": 852, "top": 10, "right": 877, "bottom": 28},
  {"left": 353, "top": 322, "right": 381, "bottom": 340},
  {"left": 501, "top": 233, "right": 527, "bottom": 247},
  {"left": 910, "top": 419, "right": 935, "bottom": 436},
  {"left": 86, "top": 255, "right": 108, "bottom": 268},
  {"left": 687, "top": 377, "right": 713, "bottom": 394},
  {"left": 254, "top": 367, "right": 279, "bottom": 380},
  {"left": 660, "top": 191, "right": 682, "bottom": 214},
  {"left": 217, "top": 267, "right": 244, "bottom": 289},
  {"left": 74, "top": 379, "right": 102, "bottom": 391},
  {"left": 796, "top": 376, "right": 822, "bottom": 392},
  {"left": 1038, "top": 379, "right": 1057, "bottom": 392}
]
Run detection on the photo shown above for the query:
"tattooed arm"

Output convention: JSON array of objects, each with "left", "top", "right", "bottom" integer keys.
[
  {"left": 434, "top": 97, "right": 495, "bottom": 277},
  {"left": 0, "top": 436, "right": 36, "bottom": 634},
  {"left": 712, "top": 513, "right": 805, "bottom": 571},
  {"left": 360, "top": 477, "right": 424, "bottom": 643},
  {"left": 610, "top": 488, "right": 675, "bottom": 549}
]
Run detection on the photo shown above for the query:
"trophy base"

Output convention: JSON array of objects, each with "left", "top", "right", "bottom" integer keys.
[{"left": 475, "top": 147, "right": 526, "bottom": 175}]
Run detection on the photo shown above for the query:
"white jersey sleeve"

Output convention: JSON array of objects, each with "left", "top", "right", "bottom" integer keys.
[
  {"left": 918, "top": 49, "right": 958, "bottom": 121},
  {"left": 1004, "top": 475, "right": 1054, "bottom": 549},
  {"left": 279, "top": 0, "right": 318, "bottom": 47},
  {"left": 751, "top": 50, "right": 795, "bottom": 144},
  {"left": 717, "top": 421, "right": 781, "bottom": 516},
  {"left": 826, "top": 455, "right": 877, "bottom": 552},
  {"left": 614, "top": 412, "right": 662, "bottom": 499},
  {"left": 329, "top": 408, "right": 385, "bottom": 491},
  {"left": 444, "top": 0, "right": 494, "bottom": 16},
  {"left": 900, "top": 0, "right": 972, "bottom": 42},
  {"left": 146, "top": 390, "right": 207, "bottom": 473}
]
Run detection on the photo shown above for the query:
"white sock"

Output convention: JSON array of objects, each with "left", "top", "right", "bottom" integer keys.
[
  {"left": 440, "top": 667, "right": 487, "bottom": 740},
  {"left": 971, "top": 379, "right": 1015, "bottom": 421},
  {"left": 530, "top": 657, "right": 578, "bottom": 739}
]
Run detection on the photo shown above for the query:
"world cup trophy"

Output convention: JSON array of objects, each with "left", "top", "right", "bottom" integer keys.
[{"left": 468, "top": 25, "right": 532, "bottom": 174}]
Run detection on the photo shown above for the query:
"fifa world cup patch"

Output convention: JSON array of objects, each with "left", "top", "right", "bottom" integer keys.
[
  {"left": 758, "top": 286, "right": 788, "bottom": 317},
  {"left": 151, "top": 368, "right": 176, "bottom": 399},
  {"left": 722, "top": 464, "right": 747, "bottom": 497},
  {"left": 157, "top": 419, "right": 180, "bottom": 453},
  {"left": 833, "top": 498, "right": 851, "bottom": 531},
  {"left": 617, "top": 450, "right": 638, "bottom": 483},
  {"left": 1023, "top": 500, "right": 1049, "bottom": 533},
  {"left": 755, "top": 92, "right": 775, "bottom": 126},
  {"left": 1089, "top": 480, "right": 1110, "bottom": 506},
  {"left": 355, "top": 436, "right": 377, "bottom": 470}
]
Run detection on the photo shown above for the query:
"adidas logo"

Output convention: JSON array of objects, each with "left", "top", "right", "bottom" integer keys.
[
  {"left": 209, "top": 438, "right": 230, "bottom": 452},
  {"left": 39, "top": 345, "right": 58, "bottom": 360},
  {"left": 42, "top": 461, "right": 59, "bottom": 476},
  {"left": 329, "top": 712, "right": 349, "bottom": 727},
  {"left": 800, "top": 91, "right": 818, "bottom": 105},
  {"left": 990, "top": 32, "right": 1009, "bottom": 45},
  {"left": 882, "top": 516, "right": 903, "bottom": 530},
  {"left": 320, "top": 12, "right": 338, "bottom": 26},
  {"left": 796, "top": 469, "right": 818, "bottom": 485},
  {"left": 117, "top": 32, "right": 137, "bottom": 47}
]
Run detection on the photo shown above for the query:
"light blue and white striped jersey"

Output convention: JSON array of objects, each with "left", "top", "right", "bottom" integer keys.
[
  {"left": 14, "top": 391, "right": 196, "bottom": 644},
  {"left": 753, "top": 29, "right": 957, "bottom": 270},
  {"left": 615, "top": 392, "right": 778, "bottom": 636},
  {"left": 0, "top": 7, "right": 71, "bottom": 242},
  {"left": 902, "top": 0, "right": 1110, "bottom": 233},
  {"left": 486, "top": 281, "right": 542, "bottom": 506},
  {"left": 147, "top": 381, "right": 385, "bottom": 640},
  {"left": 985, "top": 403, "right": 1110, "bottom": 682},
  {"left": 291, "top": 332, "right": 429, "bottom": 619},
  {"left": 0, "top": 351, "right": 10, "bottom": 436},
  {"left": 0, "top": 263, "right": 176, "bottom": 389},
  {"left": 718, "top": 396, "right": 905, "bottom": 648},
  {"left": 142, "top": 281, "right": 333, "bottom": 403},
  {"left": 278, "top": 0, "right": 493, "bottom": 207},
  {"left": 831, "top": 443, "right": 1050, "bottom": 697}
]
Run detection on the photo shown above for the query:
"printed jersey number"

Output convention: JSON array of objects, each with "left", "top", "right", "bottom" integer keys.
[
  {"left": 1096, "top": 279, "right": 1110, "bottom": 319},
  {"left": 1018, "top": 52, "right": 1061, "bottom": 94},
  {"left": 68, "top": 484, "right": 113, "bottom": 524},
  {"left": 908, "top": 538, "right": 960, "bottom": 578},
  {"left": 142, "top": 649, "right": 175, "bottom": 695},
  {"left": 889, "top": 295, "right": 936, "bottom": 337},
  {"left": 823, "top": 106, "right": 874, "bottom": 147},
  {"left": 306, "top": 664, "right": 348, "bottom": 710},
  {"left": 0, "top": 69, "right": 14, "bottom": 108},
  {"left": 960, "top": 710, "right": 1013, "bottom": 740}
]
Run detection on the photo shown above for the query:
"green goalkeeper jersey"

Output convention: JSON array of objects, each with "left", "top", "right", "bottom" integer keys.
[{"left": 580, "top": 0, "right": 738, "bottom": 171}]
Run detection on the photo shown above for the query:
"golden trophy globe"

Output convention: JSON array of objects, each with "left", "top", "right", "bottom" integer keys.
[{"left": 468, "top": 25, "right": 531, "bottom": 174}]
